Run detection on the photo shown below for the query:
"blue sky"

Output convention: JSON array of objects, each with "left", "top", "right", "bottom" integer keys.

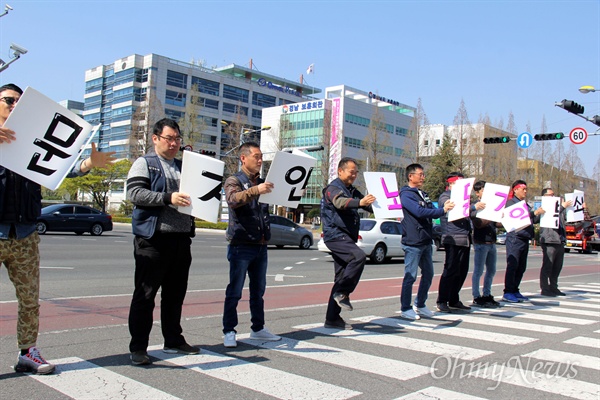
[{"left": 1, "top": 0, "right": 598, "bottom": 177}]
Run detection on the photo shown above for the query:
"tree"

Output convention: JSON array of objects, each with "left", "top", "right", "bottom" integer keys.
[
  {"left": 60, "top": 160, "right": 132, "bottom": 212},
  {"left": 361, "top": 106, "right": 393, "bottom": 173},
  {"left": 221, "top": 106, "right": 250, "bottom": 179},
  {"left": 450, "top": 99, "right": 476, "bottom": 174},
  {"left": 179, "top": 83, "right": 207, "bottom": 150},
  {"left": 423, "top": 132, "right": 458, "bottom": 200},
  {"left": 129, "top": 85, "right": 164, "bottom": 161},
  {"left": 404, "top": 98, "right": 431, "bottom": 163}
]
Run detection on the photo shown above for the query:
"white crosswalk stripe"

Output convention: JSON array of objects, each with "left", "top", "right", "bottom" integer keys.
[
  {"left": 431, "top": 311, "right": 570, "bottom": 333},
  {"left": 503, "top": 302, "right": 600, "bottom": 317},
  {"left": 293, "top": 322, "right": 493, "bottom": 360},
  {"left": 393, "top": 386, "right": 489, "bottom": 399},
  {"left": 564, "top": 336, "right": 600, "bottom": 349},
  {"left": 523, "top": 349, "right": 600, "bottom": 371},
  {"left": 473, "top": 307, "right": 596, "bottom": 325},
  {"left": 32, "top": 357, "right": 180, "bottom": 399},
  {"left": 148, "top": 345, "right": 361, "bottom": 399},
  {"left": 351, "top": 315, "right": 537, "bottom": 345},
  {"left": 530, "top": 298, "right": 600, "bottom": 309}
]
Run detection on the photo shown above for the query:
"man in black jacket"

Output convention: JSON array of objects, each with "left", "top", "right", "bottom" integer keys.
[{"left": 321, "top": 157, "right": 375, "bottom": 329}]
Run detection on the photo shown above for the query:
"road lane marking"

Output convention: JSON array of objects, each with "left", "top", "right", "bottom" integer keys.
[
  {"left": 352, "top": 316, "right": 536, "bottom": 345},
  {"left": 431, "top": 312, "right": 569, "bottom": 334},
  {"left": 237, "top": 334, "right": 431, "bottom": 381},
  {"left": 503, "top": 303, "right": 600, "bottom": 318},
  {"left": 293, "top": 323, "right": 493, "bottom": 360},
  {"left": 284, "top": 266, "right": 293, "bottom": 270},
  {"left": 148, "top": 346, "right": 361, "bottom": 399},
  {"left": 394, "top": 387, "right": 488, "bottom": 400},
  {"left": 529, "top": 298, "right": 600, "bottom": 309},
  {"left": 472, "top": 308, "right": 596, "bottom": 325},
  {"left": 523, "top": 349, "right": 600, "bottom": 371},
  {"left": 563, "top": 336, "right": 600, "bottom": 349},
  {"left": 32, "top": 357, "right": 180, "bottom": 399}
]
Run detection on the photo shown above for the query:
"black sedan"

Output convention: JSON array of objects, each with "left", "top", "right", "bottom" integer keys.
[{"left": 36, "top": 204, "right": 113, "bottom": 236}]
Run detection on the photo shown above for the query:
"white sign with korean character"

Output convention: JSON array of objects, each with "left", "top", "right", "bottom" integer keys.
[
  {"left": 448, "top": 178, "right": 475, "bottom": 222},
  {"left": 540, "top": 196, "right": 560, "bottom": 229},
  {"left": 502, "top": 200, "right": 532, "bottom": 233},
  {"left": 364, "top": 171, "right": 403, "bottom": 220},
  {"left": 476, "top": 183, "right": 510, "bottom": 223}
]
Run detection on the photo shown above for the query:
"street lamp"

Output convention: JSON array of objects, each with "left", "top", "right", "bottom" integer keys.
[{"left": 579, "top": 85, "right": 596, "bottom": 94}]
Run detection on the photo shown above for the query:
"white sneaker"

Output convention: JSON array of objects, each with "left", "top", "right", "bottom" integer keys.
[
  {"left": 249, "top": 327, "right": 282, "bottom": 341},
  {"left": 14, "top": 346, "right": 55, "bottom": 374},
  {"left": 223, "top": 331, "right": 237, "bottom": 348},
  {"left": 400, "top": 309, "right": 421, "bottom": 320},
  {"left": 413, "top": 305, "right": 434, "bottom": 318}
]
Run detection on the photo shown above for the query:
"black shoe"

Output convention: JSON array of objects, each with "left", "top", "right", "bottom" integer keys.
[
  {"left": 472, "top": 297, "right": 487, "bottom": 307},
  {"left": 131, "top": 350, "right": 152, "bottom": 365},
  {"left": 483, "top": 295, "right": 501, "bottom": 307},
  {"left": 552, "top": 288, "right": 566, "bottom": 296},
  {"left": 436, "top": 302, "right": 451, "bottom": 313},
  {"left": 333, "top": 292, "right": 353, "bottom": 311},
  {"left": 163, "top": 343, "right": 200, "bottom": 354},
  {"left": 449, "top": 301, "right": 471, "bottom": 310},
  {"left": 324, "top": 317, "right": 353, "bottom": 330},
  {"left": 541, "top": 290, "right": 557, "bottom": 297}
]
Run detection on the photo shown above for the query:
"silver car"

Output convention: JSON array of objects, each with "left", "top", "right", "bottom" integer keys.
[
  {"left": 318, "top": 218, "right": 405, "bottom": 264},
  {"left": 268, "top": 215, "right": 314, "bottom": 249}
]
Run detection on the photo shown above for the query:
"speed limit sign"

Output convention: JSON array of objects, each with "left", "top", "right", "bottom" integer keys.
[{"left": 569, "top": 127, "right": 588, "bottom": 145}]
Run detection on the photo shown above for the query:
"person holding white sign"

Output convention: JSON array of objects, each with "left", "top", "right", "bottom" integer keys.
[
  {"left": 222, "top": 142, "right": 281, "bottom": 348},
  {"left": 538, "top": 188, "right": 572, "bottom": 297},
  {"left": 321, "top": 157, "right": 375, "bottom": 329},
  {"left": 436, "top": 172, "right": 476, "bottom": 313},
  {"left": 126, "top": 118, "right": 199, "bottom": 366},
  {"left": 502, "top": 180, "right": 544, "bottom": 303},
  {"left": 0, "top": 83, "right": 115, "bottom": 375},
  {"left": 399, "top": 163, "right": 454, "bottom": 320}
]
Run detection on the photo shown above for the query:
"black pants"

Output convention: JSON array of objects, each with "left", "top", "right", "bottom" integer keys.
[
  {"left": 540, "top": 243, "right": 564, "bottom": 291},
  {"left": 325, "top": 237, "right": 366, "bottom": 321},
  {"left": 504, "top": 236, "right": 529, "bottom": 294},
  {"left": 437, "top": 244, "right": 470, "bottom": 305},
  {"left": 129, "top": 233, "right": 192, "bottom": 353}
]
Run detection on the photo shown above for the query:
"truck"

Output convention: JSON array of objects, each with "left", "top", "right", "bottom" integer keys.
[{"left": 564, "top": 217, "right": 600, "bottom": 253}]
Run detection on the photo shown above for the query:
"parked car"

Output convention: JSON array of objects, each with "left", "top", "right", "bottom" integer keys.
[
  {"left": 268, "top": 215, "right": 313, "bottom": 249},
  {"left": 496, "top": 233, "right": 507, "bottom": 245},
  {"left": 318, "top": 218, "right": 406, "bottom": 264},
  {"left": 36, "top": 204, "right": 113, "bottom": 236}
]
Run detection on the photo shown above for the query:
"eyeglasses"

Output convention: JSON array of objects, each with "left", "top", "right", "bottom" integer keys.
[
  {"left": 157, "top": 135, "right": 183, "bottom": 143},
  {"left": 0, "top": 96, "right": 19, "bottom": 106},
  {"left": 410, "top": 172, "right": 425, "bottom": 177}
]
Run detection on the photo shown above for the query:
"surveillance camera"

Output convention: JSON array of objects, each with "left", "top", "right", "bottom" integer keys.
[
  {"left": 5, "top": 4, "right": 13, "bottom": 10},
  {"left": 10, "top": 43, "right": 27, "bottom": 55}
]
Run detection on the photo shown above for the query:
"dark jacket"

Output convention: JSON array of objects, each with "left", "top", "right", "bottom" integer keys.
[
  {"left": 0, "top": 167, "right": 42, "bottom": 224},
  {"left": 225, "top": 170, "right": 271, "bottom": 245},
  {"left": 505, "top": 196, "right": 540, "bottom": 240},
  {"left": 321, "top": 177, "right": 371, "bottom": 243},
  {"left": 470, "top": 203, "right": 497, "bottom": 244},
  {"left": 399, "top": 185, "right": 446, "bottom": 246},
  {"left": 438, "top": 190, "right": 472, "bottom": 247}
]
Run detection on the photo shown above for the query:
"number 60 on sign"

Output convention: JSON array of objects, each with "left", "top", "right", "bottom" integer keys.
[{"left": 569, "top": 127, "right": 587, "bottom": 145}]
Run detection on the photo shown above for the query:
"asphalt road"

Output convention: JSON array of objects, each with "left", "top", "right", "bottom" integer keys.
[{"left": 1, "top": 223, "right": 598, "bottom": 399}]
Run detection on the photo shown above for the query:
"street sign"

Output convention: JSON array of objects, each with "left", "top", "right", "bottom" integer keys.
[
  {"left": 569, "top": 127, "right": 588, "bottom": 145},
  {"left": 517, "top": 132, "right": 533, "bottom": 149}
]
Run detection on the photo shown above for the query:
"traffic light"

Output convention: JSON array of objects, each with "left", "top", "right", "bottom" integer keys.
[
  {"left": 591, "top": 115, "right": 600, "bottom": 127},
  {"left": 483, "top": 136, "right": 511, "bottom": 144},
  {"left": 534, "top": 132, "right": 564, "bottom": 141},
  {"left": 200, "top": 150, "right": 216, "bottom": 157},
  {"left": 557, "top": 99, "right": 584, "bottom": 115}
]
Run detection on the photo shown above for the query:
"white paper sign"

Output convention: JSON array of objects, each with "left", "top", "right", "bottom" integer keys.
[
  {"left": 448, "top": 178, "right": 475, "bottom": 222},
  {"left": 259, "top": 150, "right": 317, "bottom": 208},
  {"left": 178, "top": 150, "right": 225, "bottom": 223},
  {"left": 540, "top": 196, "right": 560, "bottom": 229},
  {"left": 0, "top": 87, "right": 96, "bottom": 190},
  {"left": 364, "top": 171, "right": 403, "bottom": 220},
  {"left": 565, "top": 190, "right": 585, "bottom": 222},
  {"left": 476, "top": 183, "right": 510, "bottom": 223},
  {"left": 502, "top": 200, "right": 532, "bottom": 233}
]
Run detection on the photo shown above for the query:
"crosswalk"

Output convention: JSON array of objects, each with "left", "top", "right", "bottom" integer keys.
[{"left": 24, "top": 283, "right": 600, "bottom": 399}]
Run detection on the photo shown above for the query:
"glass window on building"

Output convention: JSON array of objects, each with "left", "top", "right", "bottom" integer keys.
[
  {"left": 435, "top": 139, "right": 441, "bottom": 146},
  {"left": 166, "top": 90, "right": 186, "bottom": 107},
  {"left": 191, "top": 76, "right": 220, "bottom": 96},
  {"left": 114, "top": 68, "right": 136, "bottom": 86},
  {"left": 113, "top": 87, "right": 134, "bottom": 104},
  {"left": 201, "top": 116, "right": 219, "bottom": 127},
  {"left": 223, "top": 85, "right": 249, "bottom": 103},
  {"left": 165, "top": 109, "right": 184, "bottom": 121},
  {"left": 84, "top": 94, "right": 102, "bottom": 111},
  {"left": 252, "top": 92, "right": 276, "bottom": 107},
  {"left": 251, "top": 109, "right": 262, "bottom": 119},
  {"left": 196, "top": 97, "right": 219, "bottom": 110},
  {"left": 167, "top": 70, "right": 187, "bottom": 89},
  {"left": 223, "top": 102, "right": 248, "bottom": 116}
]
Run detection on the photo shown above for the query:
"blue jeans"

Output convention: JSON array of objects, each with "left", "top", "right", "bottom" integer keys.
[
  {"left": 222, "top": 244, "right": 268, "bottom": 334},
  {"left": 401, "top": 244, "right": 433, "bottom": 311},
  {"left": 472, "top": 243, "right": 497, "bottom": 298}
]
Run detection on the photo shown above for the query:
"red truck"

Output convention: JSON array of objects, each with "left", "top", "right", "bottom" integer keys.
[{"left": 564, "top": 216, "right": 600, "bottom": 253}]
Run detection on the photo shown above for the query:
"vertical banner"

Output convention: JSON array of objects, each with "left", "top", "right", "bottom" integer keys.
[
  {"left": 501, "top": 200, "right": 532, "bottom": 233},
  {"left": 0, "top": 87, "right": 95, "bottom": 190},
  {"left": 328, "top": 97, "right": 342, "bottom": 184},
  {"left": 178, "top": 151, "right": 225, "bottom": 223},
  {"left": 364, "top": 171, "right": 403, "bottom": 220},
  {"left": 540, "top": 196, "right": 560, "bottom": 229},
  {"left": 259, "top": 150, "right": 317, "bottom": 208},
  {"left": 476, "top": 183, "right": 510, "bottom": 223},
  {"left": 447, "top": 178, "right": 475, "bottom": 222},
  {"left": 565, "top": 190, "right": 585, "bottom": 222}
]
